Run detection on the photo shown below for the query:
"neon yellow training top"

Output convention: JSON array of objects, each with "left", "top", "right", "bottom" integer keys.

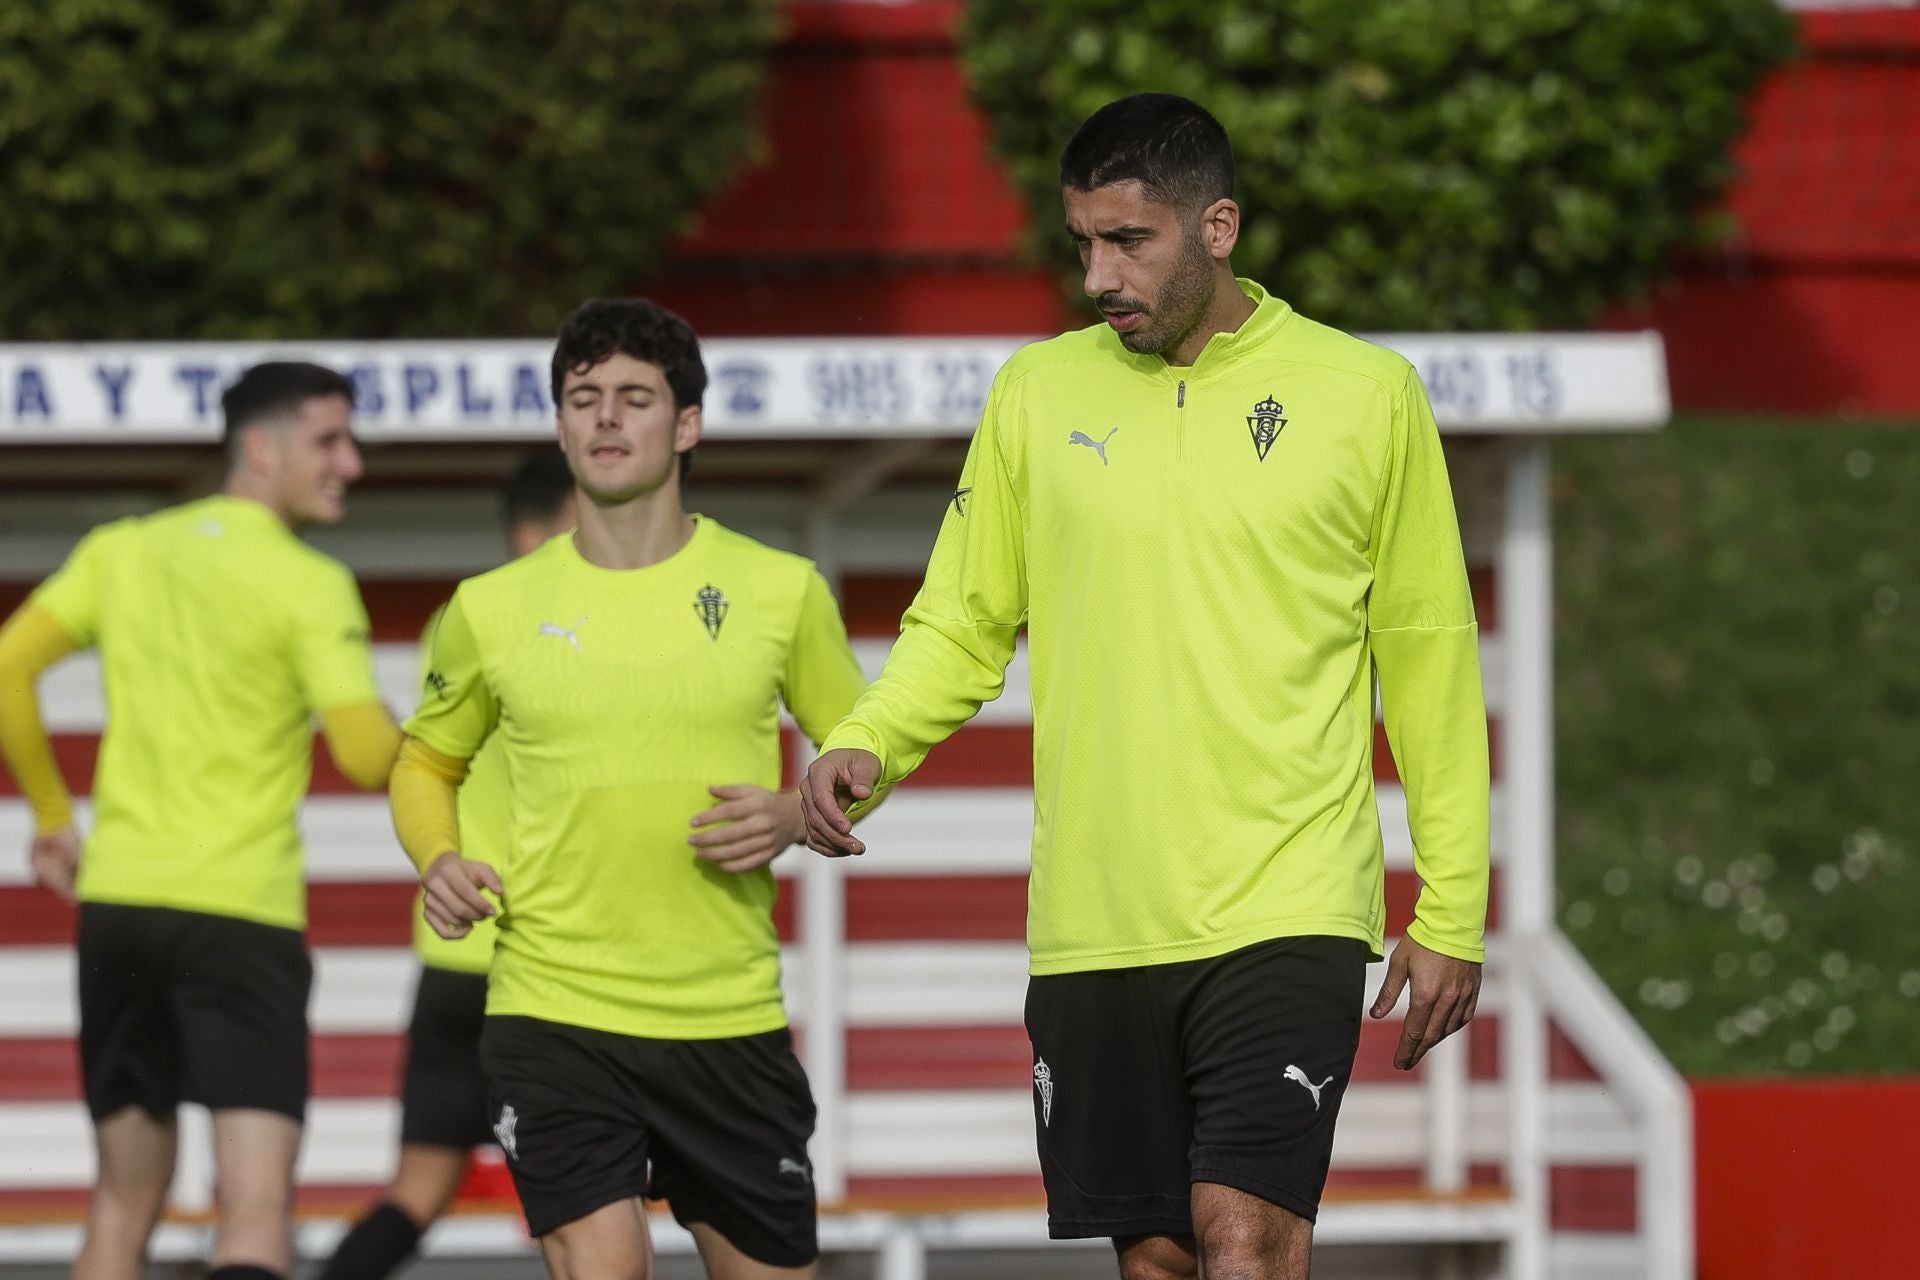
[
  {"left": 411, "top": 605, "right": 504, "bottom": 975},
  {"left": 404, "top": 519, "right": 866, "bottom": 1038},
  {"left": 822, "top": 280, "right": 1491, "bottom": 973},
  {"left": 29, "top": 495, "right": 383, "bottom": 930}
]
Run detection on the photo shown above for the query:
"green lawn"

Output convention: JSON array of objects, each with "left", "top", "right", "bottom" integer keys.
[{"left": 1553, "top": 415, "right": 1920, "bottom": 1075}]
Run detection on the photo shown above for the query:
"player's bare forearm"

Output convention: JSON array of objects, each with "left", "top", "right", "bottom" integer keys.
[
  {"left": 800, "top": 748, "right": 880, "bottom": 857},
  {"left": 689, "top": 784, "right": 806, "bottom": 874},
  {"left": 1368, "top": 934, "right": 1482, "bottom": 1070}
]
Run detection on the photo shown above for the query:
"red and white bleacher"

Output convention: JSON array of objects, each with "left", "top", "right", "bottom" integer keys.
[
  {"left": 3, "top": 564, "right": 1676, "bottom": 1279},
  {"left": 0, "top": 330, "right": 1687, "bottom": 1278}
]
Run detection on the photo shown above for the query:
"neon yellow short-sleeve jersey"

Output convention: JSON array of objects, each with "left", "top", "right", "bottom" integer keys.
[
  {"left": 823, "top": 281, "right": 1492, "bottom": 973},
  {"left": 30, "top": 495, "right": 381, "bottom": 930},
  {"left": 404, "top": 518, "right": 865, "bottom": 1038},
  {"left": 410, "top": 605, "right": 504, "bottom": 974}
]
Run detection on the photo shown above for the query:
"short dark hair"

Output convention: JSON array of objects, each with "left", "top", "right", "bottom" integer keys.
[
  {"left": 221, "top": 361, "right": 354, "bottom": 446},
  {"left": 1059, "top": 93, "right": 1234, "bottom": 211},
  {"left": 551, "top": 298, "right": 705, "bottom": 485},
  {"left": 550, "top": 298, "right": 707, "bottom": 412},
  {"left": 501, "top": 447, "right": 575, "bottom": 530}
]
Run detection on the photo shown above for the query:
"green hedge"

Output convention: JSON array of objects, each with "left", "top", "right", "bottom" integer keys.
[
  {"left": 960, "top": 0, "right": 1793, "bottom": 331},
  {"left": 0, "top": 0, "right": 781, "bottom": 339},
  {"left": 1555, "top": 419, "right": 1920, "bottom": 1074}
]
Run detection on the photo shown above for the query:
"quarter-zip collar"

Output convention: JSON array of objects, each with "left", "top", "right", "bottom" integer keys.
[
  {"left": 1178, "top": 278, "right": 1293, "bottom": 378},
  {"left": 1112, "top": 278, "right": 1294, "bottom": 384}
]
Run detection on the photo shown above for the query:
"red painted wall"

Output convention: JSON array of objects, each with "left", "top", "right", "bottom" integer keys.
[
  {"left": 1694, "top": 1078, "right": 1920, "bottom": 1278},
  {"left": 1612, "top": 10, "right": 1920, "bottom": 416},
  {"left": 647, "top": 3, "right": 1920, "bottom": 415}
]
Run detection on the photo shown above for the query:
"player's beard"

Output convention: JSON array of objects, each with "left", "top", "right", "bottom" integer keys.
[{"left": 1107, "top": 224, "right": 1216, "bottom": 357}]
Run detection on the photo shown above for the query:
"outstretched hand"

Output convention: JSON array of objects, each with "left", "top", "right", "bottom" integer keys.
[
  {"left": 1369, "top": 934, "right": 1481, "bottom": 1070},
  {"left": 799, "top": 748, "right": 881, "bottom": 857},
  {"left": 421, "top": 851, "right": 504, "bottom": 940},
  {"left": 689, "top": 784, "right": 806, "bottom": 874}
]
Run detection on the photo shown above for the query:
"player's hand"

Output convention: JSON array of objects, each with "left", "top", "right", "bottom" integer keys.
[
  {"left": 29, "top": 827, "right": 82, "bottom": 904},
  {"left": 689, "top": 784, "right": 805, "bottom": 874},
  {"left": 799, "top": 748, "right": 880, "bottom": 857},
  {"left": 1369, "top": 933, "right": 1482, "bottom": 1071},
  {"left": 421, "top": 851, "right": 503, "bottom": 940}
]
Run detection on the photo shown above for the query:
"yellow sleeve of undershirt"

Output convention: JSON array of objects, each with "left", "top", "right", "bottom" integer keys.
[
  {"left": 390, "top": 736, "right": 471, "bottom": 875},
  {"left": 0, "top": 604, "right": 83, "bottom": 833},
  {"left": 319, "top": 702, "right": 402, "bottom": 791}
]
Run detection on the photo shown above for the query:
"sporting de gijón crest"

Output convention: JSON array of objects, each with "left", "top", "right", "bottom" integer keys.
[{"left": 1247, "top": 394, "right": 1287, "bottom": 461}]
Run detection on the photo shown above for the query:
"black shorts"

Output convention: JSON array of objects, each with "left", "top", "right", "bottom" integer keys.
[
  {"left": 480, "top": 1015, "right": 818, "bottom": 1264},
  {"left": 1025, "top": 934, "right": 1368, "bottom": 1238},
  {"left": 399, "top": 965, "right": 492, "bottom": 1149},
  {"left": 77, "top": 902, "right": 312, "bottom": 1122}
]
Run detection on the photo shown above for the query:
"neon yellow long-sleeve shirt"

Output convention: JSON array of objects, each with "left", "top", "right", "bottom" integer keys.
[{"left": 822, "top": 281, "right": 1490, "bottom": 973}]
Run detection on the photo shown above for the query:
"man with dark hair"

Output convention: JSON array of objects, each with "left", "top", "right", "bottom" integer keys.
[
  {"left": 318, "top": 448, "right": 576, "bottom": 1280},
  {"left": 220, "top": 360, "right": 357, "bottom": 455},
  {"left": 551, "top": 296, "right": 705, "bottom": 484},
  {"left": 0, "top": 361, "right": 399, "bottom": 1280},
  {"left": 391, "top": 298, "right": 865, "bottom": 1280},
  {"left": 803, "top": 93, "right": 1490, "bottom": 1280}
]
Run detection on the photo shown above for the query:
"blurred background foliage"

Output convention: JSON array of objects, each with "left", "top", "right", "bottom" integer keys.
[
  {"left": 1555, "top": 418, "right": 1920, "bottom": 1073},
  {"left": 960, "top": 0, "right": 1795, "bottom": 331},
  {"left": 0, "top": 0, "right": 781, "bottom": 339}
]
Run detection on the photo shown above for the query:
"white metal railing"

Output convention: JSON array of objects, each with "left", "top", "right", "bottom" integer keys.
[
  {"left": 1502, "top": 439, "right": 1557, "bottom": 1277},
  {"left": 1527, "top": 930, "right": 1695, "bottom": 1279}
]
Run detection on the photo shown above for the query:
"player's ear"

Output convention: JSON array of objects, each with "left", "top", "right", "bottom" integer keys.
[
  {"left": 674, "top": 402, "right": 703, "bottom": 453},
  {"left": 1200, "top": 197, "right": 1240, "bottom": 260}
]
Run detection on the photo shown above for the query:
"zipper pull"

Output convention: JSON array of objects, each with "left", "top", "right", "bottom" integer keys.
[{"left": 1177, "top": 380, "right": 1186, "bottom": 408}]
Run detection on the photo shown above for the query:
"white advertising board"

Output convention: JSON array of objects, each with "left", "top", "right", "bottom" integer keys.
[{"left": 0, "top": 331, "right": 1666, "bottom": 444}]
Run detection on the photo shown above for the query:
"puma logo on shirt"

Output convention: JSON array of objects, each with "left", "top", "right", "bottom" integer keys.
[
  {"left": 1068, "top": 428, "right": 1118, "bottom": 465},
  {"left": 538, "top": 617, "right": 587, "bottom": 650}
]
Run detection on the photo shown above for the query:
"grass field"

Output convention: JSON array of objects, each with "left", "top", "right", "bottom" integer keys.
[{"left": 1553, "top": 414, "right": 1920, "bottom": 1074}]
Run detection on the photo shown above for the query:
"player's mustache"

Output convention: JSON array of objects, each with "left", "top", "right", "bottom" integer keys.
[{"left": 1097, "top": 294, "right": 1149, "bottom": 315}]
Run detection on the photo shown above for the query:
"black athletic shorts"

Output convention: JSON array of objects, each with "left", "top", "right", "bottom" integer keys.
[
  {"left": 77, "top": 901, "right": 312, "bottom": 1122},
  {"left": 1025, "top": 934, "right": 1368, "bottom": 1238},
  {"left": 480, "top": 1014, "right": 818, "bottom": 1264},
  {"left": 399, "top": 965, "right": 492, "bottom": 1149}
]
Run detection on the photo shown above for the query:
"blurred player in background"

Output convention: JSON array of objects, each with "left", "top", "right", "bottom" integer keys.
[
  {"left": 802, "top": 94, "right": 1490, "bottom": 1280},
  {"left": 0, "top": 362, "right": 398, "bottom": 1280},
  {"left": 317, "top": 448, "right": 576, "bottom": 1280},
  {"left": 390, "top": 298, "right": 865, "bottom": 1280}
]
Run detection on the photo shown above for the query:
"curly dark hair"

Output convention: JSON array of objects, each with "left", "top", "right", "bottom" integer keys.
[{"left": 550, "top": 297, "right": 706, "bottom": 485}]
